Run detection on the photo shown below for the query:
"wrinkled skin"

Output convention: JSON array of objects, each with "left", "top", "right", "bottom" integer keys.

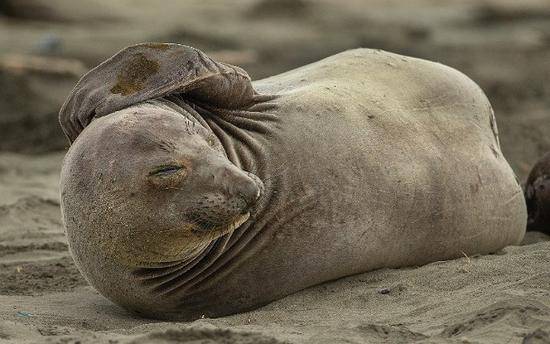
[
  {"left": 60, "top": 43, "right": 527, "bottom": 320},
  {"left": 525, "top": 152, "right": 550, "bottom": 234},
  {"left": 62, "top": 103, "right": 263, "bottom": 266}
]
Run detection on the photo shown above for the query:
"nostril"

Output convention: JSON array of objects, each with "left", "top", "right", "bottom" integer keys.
[
  {"left": 245, "top": 172, "right": 264, "bottom": 198},
  {"left": 220, "top": 164, "right": 263, "bottom": 210},
  {"left": 241, "top": 185, "right": 259, "bottom": 207},
  {"left": 237, "top": 178, "right": 262, "bottom": 210}
]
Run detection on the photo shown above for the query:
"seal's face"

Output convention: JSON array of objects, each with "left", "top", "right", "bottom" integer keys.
[{"left": 61, "top": 103, "right": 263, "bottom": 267}]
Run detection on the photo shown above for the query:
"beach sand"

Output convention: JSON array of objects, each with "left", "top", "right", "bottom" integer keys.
[{"left": 1, "top": 0, "right": 550, "bottom": 343}]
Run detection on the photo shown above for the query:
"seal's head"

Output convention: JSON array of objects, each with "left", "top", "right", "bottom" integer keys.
[{"left": 60, "top": 101, "right": 263, "bottom": 271}]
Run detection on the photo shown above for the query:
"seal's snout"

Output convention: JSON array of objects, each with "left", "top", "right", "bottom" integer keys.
[
  {"left": 188, "top": 162, "right": 263, "bottom": 234},
  {"left": 235, "top": 172, "right": 263, "bottom": 212},
  {"left": 217, "top": 162, "right": 263, "bottom": 211}
]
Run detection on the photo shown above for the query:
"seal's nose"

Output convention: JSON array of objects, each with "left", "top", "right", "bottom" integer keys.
[
  {"left": 236, "top": 173, "right": 262, "bottom": 209},
  {"left": 219, "top": 164, "right": 263, "bottom": 210}
]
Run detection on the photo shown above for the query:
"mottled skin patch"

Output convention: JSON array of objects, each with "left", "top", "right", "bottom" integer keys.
[
  {"left": 59, "top": 43, "right": 255, "bottom": 143},
  {"left": 110, "top": 53, "right": 160, "bottom": 96}
]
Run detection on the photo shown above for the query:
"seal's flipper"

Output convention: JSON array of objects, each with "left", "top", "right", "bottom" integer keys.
[{"left": 59, "top": 43, "right": 256, "bottom": 143}]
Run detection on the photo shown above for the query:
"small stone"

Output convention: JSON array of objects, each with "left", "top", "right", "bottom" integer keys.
[
  {"left": 16, "top": 311, "right": 33, "bottom": 317},
  {"left": 378, "top": 287, "right": 391, "bottom": 294}
]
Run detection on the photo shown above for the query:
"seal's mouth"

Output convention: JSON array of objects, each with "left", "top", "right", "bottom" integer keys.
[
  {"left": 229, "top": 212, "right": 250, "bottom": 230},
  {"left": 192, "top": 212, "right": 250, "bottom": 234}
]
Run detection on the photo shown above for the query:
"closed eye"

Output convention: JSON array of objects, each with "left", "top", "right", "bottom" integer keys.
[{"left": 149, "top": 165, "right": 182, "bottom": 176}]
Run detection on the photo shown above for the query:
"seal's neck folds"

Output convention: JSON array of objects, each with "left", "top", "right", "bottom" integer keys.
[
  {"left": 132, "top": 94, "right": 280, "bottom": 296},
  {"left": 157, "top": 94, "right": 279, "bottom": 174}
]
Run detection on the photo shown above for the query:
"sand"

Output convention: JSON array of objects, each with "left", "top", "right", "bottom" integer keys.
[{"left": 1, "top": 0, "right": 550, "bottom": 343}]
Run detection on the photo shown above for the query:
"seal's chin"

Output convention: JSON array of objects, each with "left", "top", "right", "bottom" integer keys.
[
  {"left": 229, "top": 212, "right": 250, "bottom": 231},
  {"left": 135, "top": 213, "right": 252, "bottom": 268},
  {"left": 220, "top": 212, "right": 251, "bottom": 233},
  {"left": 192, "top": 212, "right": 251, "bottom": 234}
]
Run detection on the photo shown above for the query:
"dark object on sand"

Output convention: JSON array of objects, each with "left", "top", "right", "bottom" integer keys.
[
  {"left": 0, "top": 0, "right": 58, "bottom": 21},
  {"left": 525, "top": 152, "right": 550, "bottom": 234}
]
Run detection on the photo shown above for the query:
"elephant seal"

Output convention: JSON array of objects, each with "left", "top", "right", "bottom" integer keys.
[
  {"left": 59, "top": 43, "right": 526, "bottom": 320},
  {"left": 525, "top": 152, "right": 550, "bottom": 234}
]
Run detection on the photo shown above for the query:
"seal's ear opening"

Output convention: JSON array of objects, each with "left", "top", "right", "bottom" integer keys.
[{"left": 59, "top": 42, "right": 257, "bottom": 144}]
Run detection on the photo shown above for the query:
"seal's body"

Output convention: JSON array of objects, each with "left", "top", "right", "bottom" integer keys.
[{"left": 60, "top": 44, "right": 526, "bottom": 320}]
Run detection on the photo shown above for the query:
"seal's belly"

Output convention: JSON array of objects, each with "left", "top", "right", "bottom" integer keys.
[{"left": 287, "top": 96, "right": 522, "bottom": 252}]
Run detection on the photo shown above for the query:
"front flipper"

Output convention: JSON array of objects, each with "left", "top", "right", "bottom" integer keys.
[{"left": 59, "top": 42, "right": 256, "bottom": 143}]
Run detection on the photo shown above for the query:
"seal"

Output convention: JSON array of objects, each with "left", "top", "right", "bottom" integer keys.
[
  {"left": 525, "top": 152, "right": 550, "bottom": 234},
  {"left": 59, "top": 43, "right": 527, "bottom": 320}
]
